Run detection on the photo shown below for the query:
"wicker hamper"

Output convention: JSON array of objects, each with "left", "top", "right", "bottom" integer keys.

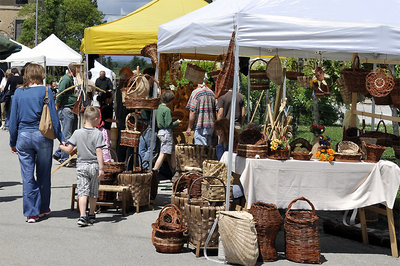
[
  {"left": 175, "top": 144, "right": 216, "bottom": 172},
  {"left": 185, "top": 177, "right": 225, "bottom": 248},
  {"left": 285, "top": 197, "right": 321, "bottom": 264},
  {"left": 152, "top": 204, "right": 187, "bottom": 253},
  {"left": 249, "top": 202, "right": 283, "bottom": 262},
  {"left": 117, "top": 170, "right": 152, "bottom": 212},
  {"left": 237, "top": 144, "right": 268, "bottom": 159}
]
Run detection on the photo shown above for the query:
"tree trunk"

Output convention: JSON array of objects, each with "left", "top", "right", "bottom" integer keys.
[{"left": 312, "top": 92, "right": 320, "bottom": 124}]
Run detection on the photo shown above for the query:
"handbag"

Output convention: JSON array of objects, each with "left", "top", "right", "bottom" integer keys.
[
  {"left": 39, "top": 87, "right": 56, "bottom": 139},
  {"left": 0, "top": 90, "right": 11, "bottom": 103}
]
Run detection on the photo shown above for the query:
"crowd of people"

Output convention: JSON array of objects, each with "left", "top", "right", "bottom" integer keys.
[{"left": 3, "top": 61, "right": 245, "bottom": 226}]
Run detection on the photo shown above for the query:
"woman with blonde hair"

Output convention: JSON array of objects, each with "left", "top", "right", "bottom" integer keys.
[{"left": 9, "top": 64, "right": 64, "bottom": 223}]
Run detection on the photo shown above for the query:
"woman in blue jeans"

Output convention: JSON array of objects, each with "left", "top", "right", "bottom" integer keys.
[{"left": 9, "top": 64, "right": 64, "bottom": 223}]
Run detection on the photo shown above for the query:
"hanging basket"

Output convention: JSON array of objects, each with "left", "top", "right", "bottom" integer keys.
[
  {"left": 218, "top": 211, "right": 259, "bottom": 266},
  {"left": 141, "top": 43, "right": 158, "bottom": 66},
  {"left": 185, "top": 176, "right": 225, "bottom": 248},
  {"left": 120, "top": 113, "right": 141, "bottom": 148},
  {"left": 124, "top": 78, "right": 160, "bottom": 110},
  {"left": 373, "top": 94, "right": 392, "bottom": 105},
  {"left": 152, "top": 204, "right": 187, "bottom": 253},
  {"left": 285, "top": 197, "right": 321, "bottom": 264},
  {"left": 340, "top": 56, "right": 370, "bottom": 95},
  {"left": 286, "top": 61, "right": 304, "bottom": 80},
  {"left": 215, "top": 31, "right": 235, "bottom": 98},
  {"left": 366, "top": 68, "right": 395, "bottom": 97},
  {"left": 185, "top": 63, "right": 206, "bottom": 85},
  {"left": 249, "top": 202, "right": 283, "bottom": 262},
  {"left": 250, "top": 59, "right": 270, "bottom": 90},
  {"left": 266, "top": 55, "right": 284, "bottom": 85},
  {"left": 390, "top": 79, "right": 400, "bottom": 107}
]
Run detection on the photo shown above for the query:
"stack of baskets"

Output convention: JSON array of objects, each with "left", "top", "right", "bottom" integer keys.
[
  {"left": 249, "top": 202, "right": 283, "bottom": 262},
  {"left": 201, "top": 160, "right": 235, "bottom": 202},
  {"left": 284, "top": 197, "right": 321, "bottom": 264},
  {"left": 152, "top": 204, "right": 187, "bottom": 253}
]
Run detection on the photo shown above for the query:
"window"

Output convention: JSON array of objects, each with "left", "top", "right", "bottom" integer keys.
[
  {"left": 16, "top": 0, "right": 28, "bottom": 5},
  {"left": 15, "top": 19, "right": 24, "bottom": 40}
]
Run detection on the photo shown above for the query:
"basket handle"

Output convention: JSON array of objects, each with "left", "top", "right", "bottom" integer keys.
[
  {"left": 250, "top": 58, "right": 268, "bottom": 69},
  {"left": 187, "top": 176, "right": 226, "bottom": 202},
  {"left": 156, "top": 203, "right": 183, "bottom": 229},
  {"left": 352, "top": 55, "right": 360, "bottom": 71},
  {"left": 125, "top": 112, "right": 138, "bottom": 131},
  {"left": 125, "top": 151, "right": 144, "bottom": 172},
  {"left": 375, "top": 119, "right": 387, "bottom": 134},
  {"left": 285, "top": 197, "right": 316, "bottom": 217},
  {"left": 102, "top": 147, "right": 118, "bottom": 161},
  {"left": 172, "top": 173, "right": 187, "bottom": 194}
]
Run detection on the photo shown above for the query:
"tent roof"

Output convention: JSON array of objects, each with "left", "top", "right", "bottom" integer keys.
[
  {"left": 4, "top": 34, "right": 81, "bottom": 66},
  {"left": 158, "top": 0, "right": 400, "bottom": 62},
  {"left": 81, "top": 0, "right": 208, "bottom": 55},
  {"left": 0, "top": 36, "right": 22, "bottom": 60}
]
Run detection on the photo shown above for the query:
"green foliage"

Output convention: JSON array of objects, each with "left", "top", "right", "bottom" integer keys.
[
  {"left": 127, "top": 56, "right": 152, "bottom": 72},
  {"left": 18, "top": 0, "right": 105, "bottom": 51}
]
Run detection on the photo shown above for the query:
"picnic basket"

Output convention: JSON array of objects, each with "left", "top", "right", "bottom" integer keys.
[
  {"left": 249, "top": 202, "right": 283, "bottom": 262},
  {"left": 185, "top": 177, "right": 225, "bottom": 248},
  {"left": 360, "top": 120, "right": 394, "bottom": 147},
  {"left": 285, "top": 197, "right": 321, "bottom": 264},
  {"left": 152, "top": 204, "right": 187, "bottom": 253},
  {"left": 362, "top": 141, "right": 386, "bottom": 163},
  {"left": 218, "top": 211, "right": 259, "bottom": 266},
  {"left": 120, "top": 113, "right": 141, "bottom": 148},
  {"left": 249, "top": 59, "right": 270, "bottom": 90}
]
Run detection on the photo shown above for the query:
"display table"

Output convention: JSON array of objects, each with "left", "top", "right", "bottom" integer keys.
[{"left": 221, "top": 152, "right": 400, "bottom": 257}]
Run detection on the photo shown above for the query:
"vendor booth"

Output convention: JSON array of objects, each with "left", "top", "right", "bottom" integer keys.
[{"left": 157, "top": 0, "right": 400, "bottom": 260}]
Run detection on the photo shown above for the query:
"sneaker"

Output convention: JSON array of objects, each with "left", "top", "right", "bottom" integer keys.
[
  {"left": 88, "top": 214, "right": 96, "bottom": 224},
  {"left": 39, "top": 208, "right": 51, "bottom": 218},
  {"left": 65, "top": 161, "right": 76, "bottom": 168},
  {"left": 26, "top": 216, "right": 39, "bottom": 223},
  {"left": 77, "top": 216, "right": 88, "bottom": 227}
]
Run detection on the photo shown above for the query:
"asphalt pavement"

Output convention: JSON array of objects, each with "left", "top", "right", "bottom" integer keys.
[{"left": 0, "top": 129, "right": 398, "bottom": 266}]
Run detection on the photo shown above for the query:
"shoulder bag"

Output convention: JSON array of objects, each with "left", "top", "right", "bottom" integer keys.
[{"left": 39, "top": 87, "right": 56, "bottom": 139}]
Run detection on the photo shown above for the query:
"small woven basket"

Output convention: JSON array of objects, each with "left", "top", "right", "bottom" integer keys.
[
  {"left": 362, "top": 141, "right": 386, "bottom": 163},
  {"left": 249, "top": 202, "right": 283, "bottom": 262},
  {"left": 250, "top": 59, "right": 270, "bottom": 90},
  {"left": 360, "top": 120, "right": 394, "bottom": 147},
  {"left": 121, "top": 113, "right": 141, "bottom": 148},
  {"left": 237, "top": 144, "right": 268, "bottom": 158},
  {"left": 285, "top": 61, "right": 304, "bottom": 80},
  {"left": 103, "top": 148, "right": 125, "bottom": 174},
  {"left": 200, "top": 176, "right": 231, "bottom": 202},
  {"left": 366, "top": 68, "right": 395, "bottom": 97},
  {"left": 152, "top": 204, "right": 187, "bottom": 253},
  {"left": 340, "top": 56, "right": 370, "bottom": 95},
  {"left": 291, "top": 152, "right": 312, "bottom": 161},
  {"left": 268, "top": 149, "right": 290, "bottom": 160},
  {"left": 185, "top": 63, "right": 206, "bottom": 84},
  {"left": 284, "top": 197, "right": 321, "bottom": 264}
]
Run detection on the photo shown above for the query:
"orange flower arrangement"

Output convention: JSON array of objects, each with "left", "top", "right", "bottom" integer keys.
[{"left": 315, "top": 147, "right": 335, "bottom": 162}]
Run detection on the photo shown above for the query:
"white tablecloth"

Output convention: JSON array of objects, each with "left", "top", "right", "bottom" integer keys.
[{"left": 220, "top": 152, "right": 400, "bottom": 210}]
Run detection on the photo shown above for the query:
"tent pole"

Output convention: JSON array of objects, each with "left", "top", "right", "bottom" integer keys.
[
  {"left": 371, "top": 63, "right": 377, "bottom": 130},
  {"left": 282, "top": 59, "right": 287, "bottom": 100},
  {"left": 247, "top": 58, "right": 251, "bottom": 123},
  {"left": 226, "top": 26, "right": 239, "bottom": 211},
  {"left": 149, "top": 52, "right": 160, "bottom": 170}
]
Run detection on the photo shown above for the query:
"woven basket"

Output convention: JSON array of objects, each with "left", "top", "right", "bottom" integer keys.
[
  {"left": 237, "top": 144, "right": 268, "bottom": 159},
  {"left": 218, "top": 211, "right": 259, "bottom": 266},
  {"left": 286, "top": 61, "right": 304, "bottom": 80},
  {"left": 117, "top": 170, "right": 152, "bottom": 208},
  {"left": 373, "top": 94, "right": 392, "bottom": 105},
  {"left": 200, "top": 176, "right": 230, "bottom": 202},
  {"left": 268, "top": 149, "right": 290, "bottom": 160},
  {"left": 250, "top": 59, "right": 270, "bottom": 90},
  {"left": 335, "top": 153, "right": 362, "bottom": 162},
  {"left": 202, "top": 160, "right": 227, "bottom": 183},
  {"left": 366, "top": 68, "right": 395, "bottom": 97},
  {"left": 266, "top": 55, "right": 284, "bottom": 85},
  {"left": 209, "top": 54, "right": 224, "bottom": 80},
  {"left": 175, "top": 144, "right": 216, "bottom": 172},
  {"left": 141, "top": 43, "right": 158, "bottom": 66},
  {"left": 103, "top": 148, "right": 125, "bottom": 174},
  {"left": 249, "top": 202, "right": 283, "bottom": 262},
  {"left": 124, "top": 78, "right": 160, "bottom": 110},
  {"left": 170, "top": 175, "right": 191, "bottom": 226},
  {"left": 297, "top": 76, "right": 312, "bottom": 87},
  {"left": 121, "top": 113, "right": 141, "bottom": 148},
  {"left": 360, "top": 120, "right": 394, "bottom": 147},
  {"left": 362, "top": 141, "right": 386, "bottom": 163},
  {"left": 215, "top": 31, "right": 235, "bottom": 98},
  {"left": 340, "top": 56, "right": 369, "bottom": 95},
  {"left": 152, "top": 204, "right": 187, "bottom": 253},
  {"left": 290, "top": 138, "right": 312, "bottom": 153},
  {"left": 185, "top": 177, "right": 225, "bottom": 247},
  {"left": 291, "top": 152, "right": 312, "bottom": 161},
  {"left": 390, "top": 79, "right": 400, "bottom": 107},
  {"left": 185, "top": 63, "right": 206, "bottom": 85},
  {"left": 285, "top": 197, "right": 321, "bottom": 264}
]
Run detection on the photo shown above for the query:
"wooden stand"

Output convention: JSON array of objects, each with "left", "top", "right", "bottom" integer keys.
[
  {"left": 188, "top": 241, "right": 219, "bottom": 258},
  {"left": 71, "top": 184, "right": 129, "bottom": 216},
  {"left": 358, "top": 205, "right": 398, "bottom": 257}
]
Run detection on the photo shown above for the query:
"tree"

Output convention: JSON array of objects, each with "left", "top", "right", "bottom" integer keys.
[
  {"left": 18, "top": 0, "right": 104, "bottom": 51},
  {"left": 128, "top": 56, "right": 152, "bottom": 72}
]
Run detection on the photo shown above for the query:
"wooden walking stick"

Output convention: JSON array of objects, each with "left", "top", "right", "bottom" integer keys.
[{"left": 51, "top": 148, "right": 77, "bottom": 175}]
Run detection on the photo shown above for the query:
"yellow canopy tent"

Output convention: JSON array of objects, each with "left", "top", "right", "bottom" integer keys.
[{"left": 81, "top": 0, "right": 208, "bottom": 55}]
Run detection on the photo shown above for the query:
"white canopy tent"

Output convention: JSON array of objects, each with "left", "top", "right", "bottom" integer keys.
[
  {"left": 157, "top": 0, "right": 400, "bottom": 214},
  {"left": 4, "top": 34, "right": 81, "bottom": 67},
  {"left": 89, "top": 60, "right": 116, "bottom": 84}
]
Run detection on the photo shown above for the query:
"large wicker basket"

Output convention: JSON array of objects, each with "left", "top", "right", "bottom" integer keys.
[
  {"left": 285, "top": 197, "right": 321, "bottom": 264},
  {"left": 152, "top": 204, "right": 187, "bottom": 253},
  {"left": 117, "top": 170, "right": 152, "bottom": 210},
  {"left": 175, "top": 144, "right": 216, "bottom": 172},
  {"left": 237, "top": 144, "right": 268, "bottom": 159},
  {"left": 340, "top": 56, "right": 370, "bottom": 95},
  {"left": 124, "top": 80, "right": 161, "bottom": 110},
  {"left": 249, "top": 202, "right": 283, "bottom": 262},
  {"left": 120, "top": 113, "right": 141, "bottom": 148},
  {"left": 185, "top": 177, "right": 225, "bottom": 248}
]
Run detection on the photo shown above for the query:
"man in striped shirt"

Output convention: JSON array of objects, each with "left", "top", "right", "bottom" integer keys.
[{"left": 186, "top": 84, "right": 217, "bottom": 145}]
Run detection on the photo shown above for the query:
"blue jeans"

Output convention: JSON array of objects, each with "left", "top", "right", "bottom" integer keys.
[
  {"left": 4, "top": 96, "right": 12, "bottom": 129},
  {"left": 194, "top": 127, "right": 214, "bottom": 146},
  {"left": 53, "top": 107, "right": 75, "bottom": 162},
  {"left": 16, "top": 130, "right": 53, "bottom": 217},
  {"left": 138, "top": 126, "right": 158, "bottom": 169}
]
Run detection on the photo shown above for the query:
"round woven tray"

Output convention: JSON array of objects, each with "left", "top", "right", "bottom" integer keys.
[{"left": 366, "top": 68, "right": 395, "bottom": 97}]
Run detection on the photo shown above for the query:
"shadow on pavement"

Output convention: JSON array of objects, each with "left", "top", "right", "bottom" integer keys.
[
  {"left": 0, "top": 181, "right": 22, "bottom": 189},
  {"left": 0, "top": 195, "right": 22, "bottom": 202}
]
